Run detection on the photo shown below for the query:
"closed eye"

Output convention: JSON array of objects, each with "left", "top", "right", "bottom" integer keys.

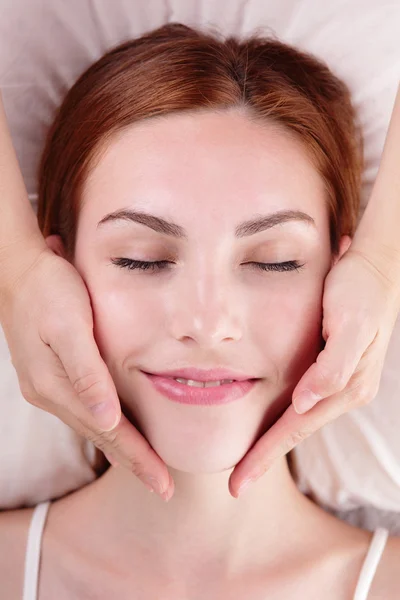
[
  {"left": 111, "top": 258, "right": 172, "bottom": 272},
  {"left": 111, "top": 258, "right": 305, "bottom": 273},
  {"left": 249, "top": 260, "right": 305, "bottom": 272}
]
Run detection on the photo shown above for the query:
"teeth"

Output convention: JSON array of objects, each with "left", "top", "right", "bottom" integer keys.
[{"left": 174, "top": 378, "right": 234, "bottom": 387}]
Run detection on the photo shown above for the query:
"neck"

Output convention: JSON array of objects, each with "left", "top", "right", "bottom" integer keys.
[{"left": 59, "top": 456, "right": 334, "bottom": 588}]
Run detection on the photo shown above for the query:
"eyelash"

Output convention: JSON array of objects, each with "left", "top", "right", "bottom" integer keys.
[{"left": 111, "top": 258, "right": 305, "bottom": 273}]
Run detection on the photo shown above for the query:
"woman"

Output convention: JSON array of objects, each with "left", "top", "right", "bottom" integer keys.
[
  {"left": 1, "top": 40, "right": 400, "bottom": 503},
  {"left": 0, "top": 22, "right": 399, "bottom": 599}
]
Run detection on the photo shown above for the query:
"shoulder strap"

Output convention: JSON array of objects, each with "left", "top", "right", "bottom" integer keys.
[
  {"left": 353, "top": 527, "right": 389, "bottom": 600},
  {"left": 22, "top": 501, "right": 51, "bottom": 600}
]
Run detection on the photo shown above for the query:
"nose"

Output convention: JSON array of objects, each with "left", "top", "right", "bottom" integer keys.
[{"left": 167, "top": 266, "right": 243, "bottom": 348}]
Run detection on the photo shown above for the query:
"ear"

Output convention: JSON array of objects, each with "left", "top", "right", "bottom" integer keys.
[
  {"left": 331, "top": 235, "right": 352, "bottom": 267},
  {"left": 45, "top": 234, "right": 67, "bottom": 259}
]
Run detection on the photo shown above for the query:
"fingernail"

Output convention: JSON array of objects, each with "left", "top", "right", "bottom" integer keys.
[
  {"left": 143, "top": 475, "right": 167, "bottom": 498},
  {"left": 161, "top": 473, "right": 174, "bottom": 503},
  {"left": 237, "top": 477, "right": 256, "bottom": 497},
  {"left": 293, "top": 390, "right": 321, "bottom": 414},
  {"left": 89, "top": 402, "right": 120, "bottom": 431}
]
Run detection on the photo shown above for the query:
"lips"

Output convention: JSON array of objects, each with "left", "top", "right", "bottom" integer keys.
[
  {"left": 142, "top": 370, "right": 259, "bottom": 406},
  {"left": 143, "top": 367, "right": 255, "bottom": 382}
]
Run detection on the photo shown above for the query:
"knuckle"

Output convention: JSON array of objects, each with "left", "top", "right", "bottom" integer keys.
[
  {"left": 20, "top": 388, "right": 42, "bottom": 408},
  {"left": 323, "top": 367, "right": 347, "bottom": 391},
  {"left": 350, "top": 385, "right": 373, "bottom": 408},
  {"left": 284, "top": 429, "right": 312, "bottom": 452},
  {"left": 118, "top": 448, "right": 149, "bottom": 479},
  {"left": 72, "top": 372, "right": 108, "bottom": 399},
  {"left": 21, "top": 377, "right": 47, "bottom": 407},
  {"left": 33, "top": 375, "right": 69, "bottom": 406},
  {"left": 345, "top": 372, "right": 379, "bottom": 410},
  {"left": 316, "top": 356, "right": 347, "bottom": 391},
  {"left": 18, "top": 379, "right": 35, "bottom": 402},
  {"left": 86, "top": 428, "right": 118, "bottom": 451},
  {"left": 127, "top": 458, "right": 148, "bottom": 479},
  {"left": 331, "top": 370, "right": 348, "bottom": 390},
  {"left": 346, "top": 370, "right": 378, "bottom": 408}
]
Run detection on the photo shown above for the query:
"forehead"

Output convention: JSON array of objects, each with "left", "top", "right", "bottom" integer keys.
[{"left": 81, "top": 109, "right": 327, "bottom": 228}]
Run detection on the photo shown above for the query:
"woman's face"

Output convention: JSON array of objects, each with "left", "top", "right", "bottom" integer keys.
[{"left": 47, "top": 108, "right": 350, "bottom": 473}]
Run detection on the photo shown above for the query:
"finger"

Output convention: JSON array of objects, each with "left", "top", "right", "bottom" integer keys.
[
  {"left": 85, "top": 413, "right": 174, "bottom": 501},
  {"left": 103, "top": 451, "right": 120, "bottom": 468},
  {"left": 37, "top": 375, "right": 173, "bottom": 499},
  {"left": 47, "top": 322, "right": 122, "bottom": 431},
  {"left": 229, "top": 392, "right": 347, "bottom": 498},
  {"left": 292, "top": 321, "right": 374, "bottom": 413},
  {"left": 230, "top": 351, "right": 381, "bottom": 498},
  {"left": 27, "top": 342, "right": 174, "bottom": 500}
]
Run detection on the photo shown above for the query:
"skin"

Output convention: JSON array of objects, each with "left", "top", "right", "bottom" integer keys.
[
  {"left": 70, "top": 107, "right": 348, "bottom": 475},
  {"left": 4, "top": 107, "right": 400, "bottom": 598}
]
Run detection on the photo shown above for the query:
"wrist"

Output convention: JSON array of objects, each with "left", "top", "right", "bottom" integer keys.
[
  {"left": 349, "top": 234, "right": 400, "bottom": 293},
  {"left": 0, "top": 233, "right": 48, "bottom": 295}
]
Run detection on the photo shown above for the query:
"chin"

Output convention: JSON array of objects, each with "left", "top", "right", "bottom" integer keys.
[
  {"left": 142, "top": 424, "right": 266, "bottom": 474},
  {"left": 154, "top": 451, "right": 241, "bottom": 474},
  {"left": 117, "top": 378, "right": 289, "bottom": 474}
]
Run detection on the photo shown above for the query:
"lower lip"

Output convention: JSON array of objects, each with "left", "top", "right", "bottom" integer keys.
[{"left": 142, "top": 372, "right": 259, "bottom": 406}]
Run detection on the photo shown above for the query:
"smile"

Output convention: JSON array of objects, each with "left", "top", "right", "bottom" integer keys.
[{"left": 142, "top": 371, "right": 260, "bottom": 406}]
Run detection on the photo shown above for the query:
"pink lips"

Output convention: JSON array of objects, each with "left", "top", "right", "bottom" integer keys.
[{"left": 142, "top": 369, "right": 259, "bottom": 406}]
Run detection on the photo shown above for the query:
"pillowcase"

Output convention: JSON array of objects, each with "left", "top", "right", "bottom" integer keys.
[{"left": 1, "top": 0, "right": 399, "bottom": 524}]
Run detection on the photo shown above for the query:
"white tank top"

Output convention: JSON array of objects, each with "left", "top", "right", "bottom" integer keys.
[{"left": 22, "top": 500, "right": 389, "bottom": 600}]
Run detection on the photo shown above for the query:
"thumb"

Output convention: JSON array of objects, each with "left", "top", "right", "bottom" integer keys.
[
  {"left": 50, "top": 324, "right": 121, "bottom": 431},
  {"left": 292, "top": 323, "right": 371, "bottom": 413}
]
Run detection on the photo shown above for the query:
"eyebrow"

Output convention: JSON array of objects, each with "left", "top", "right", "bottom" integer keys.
[{"left": 97, "top": 208, "right": 315, "bottom": 238}]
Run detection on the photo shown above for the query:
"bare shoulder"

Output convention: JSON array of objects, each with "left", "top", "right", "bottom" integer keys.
[
  {"left": 0, "top": 507, "right": 34, "bottom": 599},
  {"left": 370, "top": 534, "right": 400, "bottom": 599}
]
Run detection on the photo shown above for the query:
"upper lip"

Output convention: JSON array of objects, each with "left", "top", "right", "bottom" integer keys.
[{"left": 142, "top": 367, "right": 257, "bottom": 382}]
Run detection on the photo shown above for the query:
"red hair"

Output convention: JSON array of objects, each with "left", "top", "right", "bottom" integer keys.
[{"left": 37, "top": 22, "right": 363, "bottom": 257}]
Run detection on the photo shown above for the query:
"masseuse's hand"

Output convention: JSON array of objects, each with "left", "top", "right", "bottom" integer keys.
[
  {"left": 229, "top": 244, "right": 400, "bottom": 498},
  {"left": 0, "top": 244, "right": 173, "bottom": 501}
]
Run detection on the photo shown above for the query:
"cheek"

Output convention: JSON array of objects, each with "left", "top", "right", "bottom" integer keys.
[
  {"left": 85, "top": 279, "right": 163, "bottom": 369},
  {"left": 251, "top": 273, "right": 325, "bottom": 385}
]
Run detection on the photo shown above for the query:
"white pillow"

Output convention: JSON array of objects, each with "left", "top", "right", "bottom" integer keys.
[{"left": 1, "top": 0, "right": 400, "bottom": 522}]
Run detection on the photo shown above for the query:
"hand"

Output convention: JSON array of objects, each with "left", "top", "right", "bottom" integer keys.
[
  {"left": 229, "top": 245, "right": 400, "bottom": 498},
  {"left": 0, "top": 245, "right": 173, "bottom": 501}
]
